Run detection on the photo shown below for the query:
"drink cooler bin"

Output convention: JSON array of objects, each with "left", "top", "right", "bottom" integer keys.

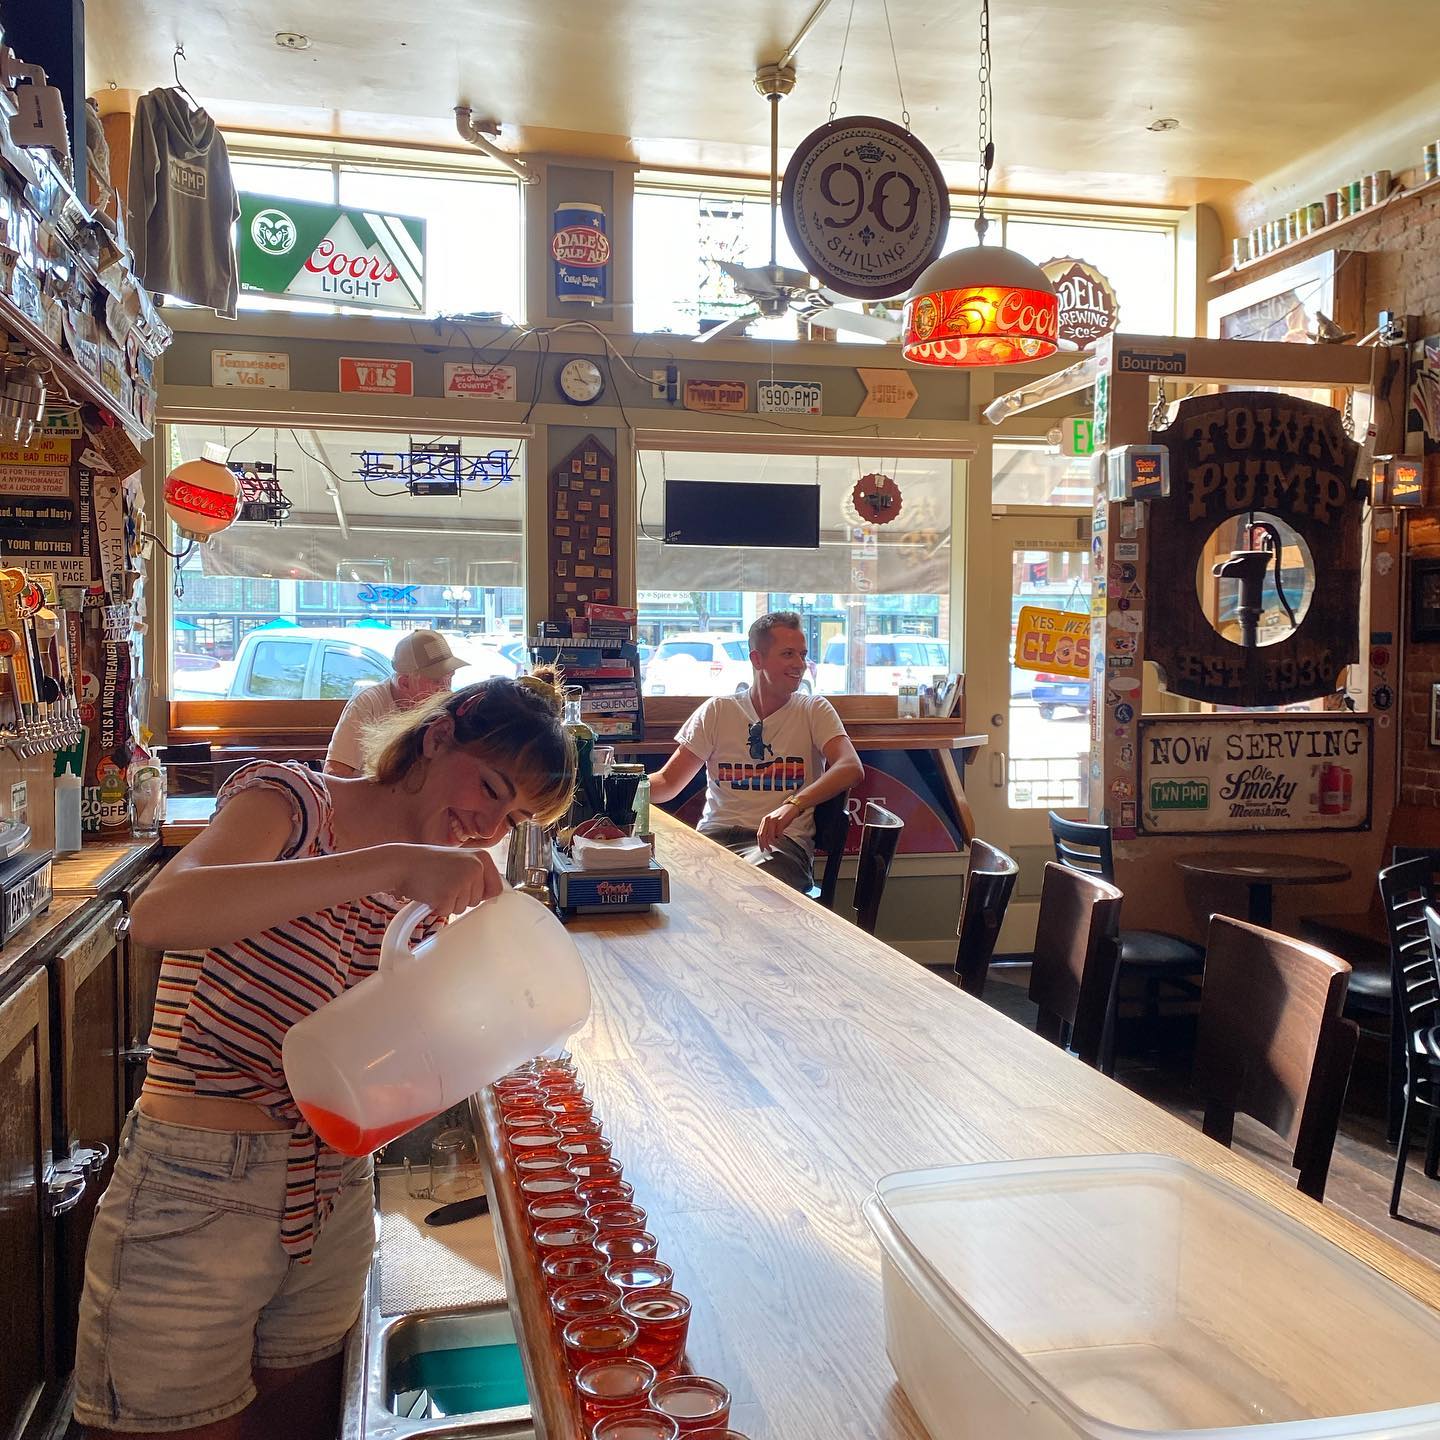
[{"left": 863, "top": 1154, "right": 1440, "bottom": 1440}]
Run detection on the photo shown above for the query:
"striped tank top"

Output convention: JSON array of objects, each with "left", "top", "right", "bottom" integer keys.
[{"left": 143, "top": 761, "right": 439, "bottom": 1260}]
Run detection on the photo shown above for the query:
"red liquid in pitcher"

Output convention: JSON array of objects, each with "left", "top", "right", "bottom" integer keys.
[{"left": 297, "top": 1101, "right": 433, "bottom": 1156}]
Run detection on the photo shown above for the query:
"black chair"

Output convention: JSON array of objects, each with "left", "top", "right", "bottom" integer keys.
[
  {"left": 1191, "top": 916, "right": 1357, "bottom": 1203},
  {"left": 1380, "top": 857, "right": 1440, "bottom": 1215},
  {"left": 1029, "top": 862, "right": 1123, "bottom": 1068},
  {"left": 807, "top": 789, "right": 852, "bottom": 911},
  {"left": 1048, "top": 811, "right": 1205, "bottom": 1070},
  {"left": 852, "top": 802, "right": 904, "bottom": 935},
  {"left": 953, "top": 838, "right": 1018, "bottom": 997}
]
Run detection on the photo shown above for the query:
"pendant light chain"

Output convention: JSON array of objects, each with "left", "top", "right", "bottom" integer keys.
[
  {"left": 880, "top": 0, "right": 910, "bottom": 130},
  {"left": 828, "top": 0, "right": 858, "bottom": 123},
  {"left": 975, "top": 0, "right": 995, "bottom": 243}
]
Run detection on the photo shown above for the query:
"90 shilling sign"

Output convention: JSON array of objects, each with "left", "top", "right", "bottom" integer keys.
[
  {"left": 782, "top": 116, "right": 949, "bottom": 300},
  {"left": 1138, "top": 715, "right": 1371, "bottom": 835},
  {"left": 239, "top": 194, "right": 426, "bottom": 312}
]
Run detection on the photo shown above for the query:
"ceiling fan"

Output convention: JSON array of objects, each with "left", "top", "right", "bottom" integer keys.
[{"left": 697, "top": 65, "right": 902, "bottom": 345}]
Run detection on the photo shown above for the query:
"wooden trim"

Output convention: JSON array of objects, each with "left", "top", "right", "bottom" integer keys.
[
  {"left": 0, "top": 962, "right": 47, "bottom": 1059},
  {"left": 632, "top": 428, "right": 977, "bottom": 458}
]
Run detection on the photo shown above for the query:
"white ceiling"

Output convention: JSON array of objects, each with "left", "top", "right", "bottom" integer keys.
[{"left": 87, "top": 0, "right": 1440, "bottom": 206}]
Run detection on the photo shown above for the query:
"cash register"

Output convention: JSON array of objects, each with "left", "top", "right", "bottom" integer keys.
[{"left": 0, "top": 816, "right": 51, "bottom": 944}]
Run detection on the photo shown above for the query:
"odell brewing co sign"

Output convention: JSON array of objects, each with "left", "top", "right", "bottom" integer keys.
[
  {"left": 1041, "top": 257, "right": 1119, "bottom": 349},
  {"left": 553, "top": 202, "right": 611, "bottom": 304},
  {"left": 239, "top": 194, "right": 425, "bottom": 311},
  {"left": 1138, "top": 715, "right": 1371, "bottom": 834},
  {"left": 781, "top": 116, "right": 949, "bottom": 299}
]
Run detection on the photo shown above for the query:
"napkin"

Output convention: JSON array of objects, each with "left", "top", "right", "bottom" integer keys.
[{"left": 572, "top": 834, "right": 652, "bottom": 871}]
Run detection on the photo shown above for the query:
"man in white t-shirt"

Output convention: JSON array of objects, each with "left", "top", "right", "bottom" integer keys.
[
  {"left": 324, "top": 629, "right": 465, "bottom": 776},
  {"left": 647, "top": 611, "right": 864, "bottom": 891}
]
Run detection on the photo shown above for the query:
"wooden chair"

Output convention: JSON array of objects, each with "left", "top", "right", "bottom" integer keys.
[
  {"left": 953, "top": 837, "right": 1019, "bottom": 997},
  {"left": 1048, "top": 811, "right": 1205, "bottom": 1068},
  {"left": 807, "top": 789, "right": 851, "bottom": 911},
  {"left": 1028, "top": 862, "right": 1123, "bottom": 1068},
  {"left": 1381, "top": 859, "right": 1440, "bottom": 1214},
  {"left": 852, "top": 801, "right": 904, "bottom": 936},
  {"left": 1192, "top": 916, "right": 1358, "bottom": 1203}
]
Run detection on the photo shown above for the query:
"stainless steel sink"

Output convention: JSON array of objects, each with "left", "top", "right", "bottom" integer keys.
[{"left": 365, "top": 1304, "right": 533, "bottom": 1440}]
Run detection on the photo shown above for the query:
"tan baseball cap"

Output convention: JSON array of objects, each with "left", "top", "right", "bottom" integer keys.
[{"left": 392, "top": 629, "right": 466, "bottom": 681}]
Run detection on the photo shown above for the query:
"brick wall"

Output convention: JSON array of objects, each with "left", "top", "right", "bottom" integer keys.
[{"left": 1217, "top": 184, "right": 1440, "bottom": 807}]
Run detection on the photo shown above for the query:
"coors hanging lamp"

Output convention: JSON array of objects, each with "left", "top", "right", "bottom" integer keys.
[{"left": 902, "top": 0, "right": 1059, "bottom": 367}]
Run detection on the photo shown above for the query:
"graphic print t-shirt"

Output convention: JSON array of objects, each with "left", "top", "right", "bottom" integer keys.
[{"left": 675, "top": 691, "right": 847, "bottom": 849}]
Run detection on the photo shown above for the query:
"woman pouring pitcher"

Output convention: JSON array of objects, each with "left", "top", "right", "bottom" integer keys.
[{"left": 72, "top": 672, "right": 576, "bottom": 1440}]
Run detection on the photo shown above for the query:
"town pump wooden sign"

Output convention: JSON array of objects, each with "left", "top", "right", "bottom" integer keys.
[
  {"left": 1145, "top": 392, "right": 1361, "bottom": 708},
  {"left": 239, "top": 194, "right": 426, "bottom": 311}
]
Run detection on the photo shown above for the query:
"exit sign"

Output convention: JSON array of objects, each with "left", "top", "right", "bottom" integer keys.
[{"left": 1060, "top": 416, "right": 1095, "bottom": 457}]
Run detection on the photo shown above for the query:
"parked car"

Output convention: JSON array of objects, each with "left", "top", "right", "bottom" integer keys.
[
  {"left": 643, "top": 632, "right": 752, "bottom": 696},
  {"left": 815, "top": 635, "right": 950, "bottom": 695},
  {"left": 171, "top": 626, "right": 515, "bottom": 701},
  {"left": 1030, "top": 672, "right": 1090, "bottom": 719}
]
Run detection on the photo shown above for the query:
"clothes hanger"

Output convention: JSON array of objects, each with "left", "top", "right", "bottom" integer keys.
[{"left": 170, "top": 44, "right": 199, "bottom": 109}]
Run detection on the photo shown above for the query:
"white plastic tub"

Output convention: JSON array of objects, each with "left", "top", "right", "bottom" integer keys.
[{"left": 863, "top": 1154, "right": 1440, "bottom": 1440}]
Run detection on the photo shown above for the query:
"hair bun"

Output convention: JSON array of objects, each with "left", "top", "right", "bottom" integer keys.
[{"left": 518, "top": 664, "right": 566, "bottom": 716}]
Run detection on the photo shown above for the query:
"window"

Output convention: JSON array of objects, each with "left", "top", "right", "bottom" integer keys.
[
  {"left": 993, "top": 445, "right": 1095, "bottom": 506},
  {"left": 231, "top": 156, "right": 521, "bottom": 320},
  {"left": 637, "top": 449, "right": 955, "bottom": 696},
  {"left": 245, "top": 640, "right": 308, "bottom": 699},
  {"left": 319, "top": 645, "right": 388, "bottom": 700},
  {"left": 168, "top": 425, "right": 526, "bottom": 703}
]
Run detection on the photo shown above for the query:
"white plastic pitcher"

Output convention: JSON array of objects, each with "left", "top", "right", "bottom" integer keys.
[{"left": 281, "top": 890, "right": 591, "bottom": 1156}]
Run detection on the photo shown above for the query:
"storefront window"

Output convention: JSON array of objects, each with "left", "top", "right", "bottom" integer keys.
[
  {"left": 993, "top": 444, "right": 1095, "bottom": 506},
  {"left": 167, "top": 425, "right": 526, "bottom": 703},
  {"left": 636, "top": 449, "right": 954, "bottom": 696},
  {"left": 230, "top": 157, "right": 521, "bottom": 320}
]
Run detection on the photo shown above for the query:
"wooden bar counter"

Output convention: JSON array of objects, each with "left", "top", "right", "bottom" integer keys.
[{"left": 476, "top": 812, "right": 1440, "bottom": 1440}]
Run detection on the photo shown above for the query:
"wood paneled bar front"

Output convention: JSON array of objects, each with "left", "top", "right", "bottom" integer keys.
[{"left": 475, "top": 813, "right": 1440, "bottom": 1440}]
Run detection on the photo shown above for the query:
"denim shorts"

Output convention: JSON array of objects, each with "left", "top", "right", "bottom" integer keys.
[{"left": 73, "top": 1109, "right": 375, "bottom": 1433}]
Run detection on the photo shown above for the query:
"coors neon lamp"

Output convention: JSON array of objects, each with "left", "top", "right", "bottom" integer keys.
[{"left": 900, "top": 0, "right": 1059, "bottom": 368}]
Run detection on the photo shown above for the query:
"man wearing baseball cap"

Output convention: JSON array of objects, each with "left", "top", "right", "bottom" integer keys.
[{"left": 324, "top": 628, "right": 466, "bottom": 776}]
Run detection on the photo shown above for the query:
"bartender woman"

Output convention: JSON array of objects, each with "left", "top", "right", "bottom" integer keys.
[{"left": 73, "top": 672, "right": 575, "bottom": 1440}]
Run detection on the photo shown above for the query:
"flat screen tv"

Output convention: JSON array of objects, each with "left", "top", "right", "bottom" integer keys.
[{"left": 663, "top": 480, "right": 820, "bottom": 548}]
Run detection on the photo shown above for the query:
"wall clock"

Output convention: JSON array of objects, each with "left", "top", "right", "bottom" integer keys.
[{"left": 558, "top": 357, "right": 605, "bottom": 405}]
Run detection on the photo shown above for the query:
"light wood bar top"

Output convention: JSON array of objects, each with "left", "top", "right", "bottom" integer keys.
[{"left": 478, "top": 812, "right": 1440, "bottom": 1440}]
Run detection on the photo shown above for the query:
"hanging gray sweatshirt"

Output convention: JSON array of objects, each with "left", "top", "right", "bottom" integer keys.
[{"left": 127, "top": 88, "right": 238, "bottom": 318}]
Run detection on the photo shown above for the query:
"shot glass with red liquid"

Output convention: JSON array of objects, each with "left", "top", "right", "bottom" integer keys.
[
  {"left": 534, "top": 1218, "right": 599, "bottom": 1254},
  {"left": 576, "top": 1178, "right": 635, "bottom": 1208},
  {"left": 526, "top": 1196, "right": 588, "bottom": 1230},
  {"left": 556, "top": 1119, "right": 605, "bottom": 1145},
  {"left": 496, "top": 1088, "right": 542, "bottom": 1114},
  {"left": 604, "top": 1258, "right": 674, "bottom": 1299},
  {"left": 541, "top": 1246, "right": 609, "bottom": 1293},
  {"left": 649, "top": 1376, "right": 730, "bottom": 1434},
  {"left": 510, "top": 1128, "right": 564, "bottom": 1160},
  {"left": 568, "top": 1156, "right": 623, "bottom": 1186},
  {"left": 590, "top": 1411, "right": 679, "bottom": 1440},
  {"left": 501, "top": 1109, "right": 552, "bottom": 1135},
  {"left": 561, "top": 1135, "right": 613, "bottom": 1165},
  {"left": 621, "top": 1291, "right": 690, "bottom": 1372},
  {"left": 514, "top": 1151, "right": 570, "bottom": 1179},
  {"left": 575, "top": 1356, "right": 658, "bottom": 1430},
  {"left": 561, "top": 1314, "right": 638, "bottom": 1370},
  {"left": 549, "top": 1279, "right": 622, "bottom": 1325},
  {"left": 544, "top": 1094, "right": 594, "bottom": 1123},
  {"left": 588, "top": 1202, "right": 648, "bottom": 1239},
  {"left": 519, "top": 1173, "right": 579, "bottom": 1202},
  {"left": 596, "top": 1231, "right": 658, "bottom": 1265}
]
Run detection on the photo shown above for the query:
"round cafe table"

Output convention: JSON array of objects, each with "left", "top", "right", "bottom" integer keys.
[{"left": 1174, "top": 850, "right": 1352, "bottom": 929}]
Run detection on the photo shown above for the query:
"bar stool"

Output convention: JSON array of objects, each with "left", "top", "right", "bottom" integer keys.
[
  {"left": 851, "top": 801, "right": 904, "bottom": 936},
  {"left": 953, "top": 837, "right": 1019, "bottom": 997},
  {"left": 1029, "top": 862, "right": 1123, "bottom": 1068},
  {"left": 807, "top": 789, "right": 852, "bottom": 910},
  {"left": 1048, "top": 811, "right": 1205, "bottom": 1072},
  {"left": 1192, "top": 916, "right": 1357, "bottom": 1202}
]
